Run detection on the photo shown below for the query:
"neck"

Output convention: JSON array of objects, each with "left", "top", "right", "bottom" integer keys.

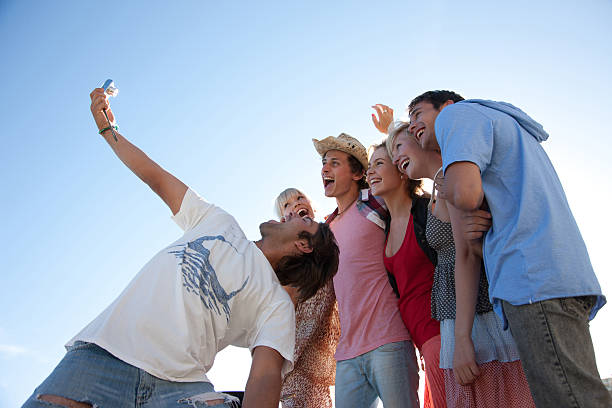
[
  {"left": 425, "top": 153, "right": 444, "bottom": 180},
  {"left": 254, "top": 239, "right": 283, "bottom": 270},
  {"left": 335, "top": 186, "right": 360, "bottom": 214},
  {"left": 380, "top": 186, "right": 413, "bottom": 218}
]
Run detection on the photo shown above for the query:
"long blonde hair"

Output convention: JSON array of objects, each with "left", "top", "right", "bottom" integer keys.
[{"left": 369, "top": 141, "right": 424, "bottom": 199}]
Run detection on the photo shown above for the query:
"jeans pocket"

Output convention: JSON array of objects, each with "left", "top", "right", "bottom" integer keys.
[{"left": 560, "top": 296, "right": 595, "bottom": 319}]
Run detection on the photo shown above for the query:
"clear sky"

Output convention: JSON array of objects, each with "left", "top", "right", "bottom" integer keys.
[{"left": 1, "top": 1, "right": 611, "bottom": 406}]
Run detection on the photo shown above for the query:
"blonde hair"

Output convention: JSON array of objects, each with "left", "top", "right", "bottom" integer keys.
[
  {"left": 274, "top": 188, "right": 309, "bottom": 219},
  {"left": 385, "top": 121, "right": 410, "bottom": 158}
]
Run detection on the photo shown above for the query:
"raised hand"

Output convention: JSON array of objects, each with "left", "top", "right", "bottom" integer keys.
[
  {"left": 90, "top": 88, "right": 116, "bottom": 132},
  {"left": 371, "top": 104, "right": 394, "bottom": 134}
]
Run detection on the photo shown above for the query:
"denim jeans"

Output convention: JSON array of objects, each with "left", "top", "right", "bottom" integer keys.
[
  {"left": 22, "top": 342, "right": 237, "bottom": 407},
  {"left": 334, "top": 340, "right": 419, "bottom": 408},
  {"left": 503, "top": 297, "right": 612, "bottom": 408}
]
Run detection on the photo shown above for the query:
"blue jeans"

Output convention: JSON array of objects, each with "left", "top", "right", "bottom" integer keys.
[
  {"left": 22, "top": 342, "right": 238, "bottom": 407},
  {"left": 334, "top": 340, "right": 419, "bottom": 408},
  {"left": 504, "top": 297, "right": 612, "bottom": 408}
]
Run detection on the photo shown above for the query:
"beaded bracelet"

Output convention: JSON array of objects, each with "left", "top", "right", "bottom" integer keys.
[{"left": 99, "top": 125, "right": 119, "bottom": 135}]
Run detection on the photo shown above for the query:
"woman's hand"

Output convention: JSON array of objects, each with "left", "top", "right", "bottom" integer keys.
[
  {"left": 371, "top": 104, "right": 394, "bottom": 134},
  {"left": 453, "top": 335, "right": 481, "bottom": 385}
]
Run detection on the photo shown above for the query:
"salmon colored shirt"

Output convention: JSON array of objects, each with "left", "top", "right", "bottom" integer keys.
[{"left": 330, "top": 201, "right": 411, "bottom": 361}]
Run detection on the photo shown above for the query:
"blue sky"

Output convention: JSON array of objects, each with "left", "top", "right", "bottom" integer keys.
[{"left": 1, "top": 1, "right": 611, "bottom": 406}]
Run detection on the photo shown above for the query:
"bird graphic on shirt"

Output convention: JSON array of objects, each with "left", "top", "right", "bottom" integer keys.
[{"left": 169, "top": 235, "right": 249, "bottom": 322}]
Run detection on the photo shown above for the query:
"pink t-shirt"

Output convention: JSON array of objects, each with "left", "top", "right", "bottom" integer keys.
[{"left": 330, "top": 201, "right": 412, "bottom": 361}]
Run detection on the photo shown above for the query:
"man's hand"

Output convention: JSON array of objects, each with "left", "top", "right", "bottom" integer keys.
[
  {"left": 453, "top": 335, "right": 481, "bottom": 385},
  {"left": 90, "top": 88, "right": 116, "bottom": 131},
  {"left": 371, "top": 104, "right": 394, "bottom": 134},
  {"left": 460, "top": 209, "right": 491, "bottom": 241}
]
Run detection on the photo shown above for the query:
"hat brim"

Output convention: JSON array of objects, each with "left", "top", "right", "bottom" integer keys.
[{"left": 312, "top": 137, "right": 369, "bottom": 171}]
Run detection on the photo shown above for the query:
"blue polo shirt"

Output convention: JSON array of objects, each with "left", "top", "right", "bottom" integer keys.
[{"left": 436, "top": 99, "right": 605, "bottom": 326}]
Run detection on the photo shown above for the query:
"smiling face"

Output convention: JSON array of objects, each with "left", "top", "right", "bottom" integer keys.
[
  {"left": 366, "top": 146, "right": 404, "bottom": 197},
  {"left": 408, "top": 101, "right": 443, "bottom": 151},
  {"left": 391, "top": 128, "right": 436, "bottom": 180},
  {"left": 321, "top": 150, "right": 363, "bottom": 199},
  {"left": 276, "top": 189, "right": 315, "bottom": 220}
]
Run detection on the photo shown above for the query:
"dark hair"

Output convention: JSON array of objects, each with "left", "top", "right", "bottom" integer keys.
[
  {"left": 370, "top": 143, "right": 424, "bottom": 199},
  {"left": 275, "top": 222, "right": 339, "bottom": 302},
  {"left": 347, "top": 154, "right": 369, "bottom": 190},
  {"left": 408, "top": 90, "right": 465, "bottom": 112}
]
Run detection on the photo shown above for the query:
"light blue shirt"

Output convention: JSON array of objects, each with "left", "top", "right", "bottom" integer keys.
[{"left": 436, "top": 100, "right": 605, "bottom": 326}]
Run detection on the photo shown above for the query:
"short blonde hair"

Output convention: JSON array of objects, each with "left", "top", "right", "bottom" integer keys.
[
  {"left": 386, "top": 121, "right": 410, "bottom": 158},
  {"left": 274, "top": 188, "right": 308, "bottom": 219}
]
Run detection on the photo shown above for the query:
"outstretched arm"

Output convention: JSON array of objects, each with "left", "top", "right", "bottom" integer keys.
[
  {"left": 448, "top": 203, "right": 483, "bottom": 385},
  {"left": 242, "top": 346, "right": 284, "bottom": 408},
  {"left": 90, "top": 88, "right": 187, "bottom": 215}
]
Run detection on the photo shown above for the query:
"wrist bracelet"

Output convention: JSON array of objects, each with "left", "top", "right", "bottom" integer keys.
[{"left": 99, "top": 125, "right": 119, "bottom": 135}]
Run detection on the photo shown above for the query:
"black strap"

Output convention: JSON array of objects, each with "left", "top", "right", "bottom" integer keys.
[{"left": 384, "top": 196, "right": 437, "bottom": 298}]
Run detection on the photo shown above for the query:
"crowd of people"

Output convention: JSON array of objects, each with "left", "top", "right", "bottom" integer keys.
[{"left": 22, "top": 89, "right": 610, "bottom": 408}]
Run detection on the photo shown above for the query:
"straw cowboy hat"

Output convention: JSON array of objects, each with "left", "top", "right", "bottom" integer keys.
[{"left": 312, "top": 133, "right": 369, "bottom": 171}]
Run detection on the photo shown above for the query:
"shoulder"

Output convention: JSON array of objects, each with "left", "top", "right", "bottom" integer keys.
[
  {"left": 357, "top": 189, "right": 388, "bottom": 229},
  {"left": 440, "top": 100, "right": 514, "bottom": 127}
]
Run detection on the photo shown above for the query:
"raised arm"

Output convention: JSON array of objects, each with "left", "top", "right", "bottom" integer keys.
[
  {"left": 242, "top": 346, "right": 284, "bottom": 408},
  {"left": 90, "top": 88, "right": 187, "bottom": 215},
  {"left": 371, "top": 104, "right": 394, "bottom": 134},
  {"left": 448, "top": 203, "right": 483, "bottom": 385}
]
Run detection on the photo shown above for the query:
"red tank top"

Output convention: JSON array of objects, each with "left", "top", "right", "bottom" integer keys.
[{"left": 383, "top": 215, "right": 440, "bottom": 350}]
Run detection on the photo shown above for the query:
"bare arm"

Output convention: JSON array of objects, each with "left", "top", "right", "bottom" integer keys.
[
  {"left": 242, "top": 346, "right": 284, "bottom": 408},
  {"left": 442, "top": 161, "right": 484, "bottom": 211},
  {"left": 448, "top": 203, "right": 482, "bottom": 385},
  {"left": 90, "top": 88, "right": 187, "bottom": 215}
]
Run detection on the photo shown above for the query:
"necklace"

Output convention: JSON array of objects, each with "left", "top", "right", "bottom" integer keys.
[{"left": 337, "top": 195, "right": 359, "bottom": 217}]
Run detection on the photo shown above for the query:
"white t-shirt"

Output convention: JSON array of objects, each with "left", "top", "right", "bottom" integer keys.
[{"left": 67, "top": 188, "right": 295, "bottom": 382}]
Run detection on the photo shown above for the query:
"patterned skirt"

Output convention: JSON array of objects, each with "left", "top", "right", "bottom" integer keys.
[
  {"left": 439, "top": 311, "right": 520, "bottom": 368},
  {"left": 444, "top": 361, "right": 535, "bottom": 408},
  {"left": 439, "top": 311, "right": 534, "bottom": 407}
]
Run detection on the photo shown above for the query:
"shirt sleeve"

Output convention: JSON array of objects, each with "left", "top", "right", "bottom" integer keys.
[
  {"left": 250, "top": 298, "right": 296, "bottom": 378},
  {"left": 171, "top": 188, "right": 215, "bottom": 232},
  {"left": 436, "top": 103, "right": 494, "bottom": 174}
]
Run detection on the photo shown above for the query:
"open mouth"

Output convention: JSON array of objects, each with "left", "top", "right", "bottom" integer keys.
[
  {"left": 323, "top": 176, "right": 334, "bottom": 187},
  {"left": 400, "top": 159, "right": 410, "bottom": 171},
  {"left": 415, "top": 129, "right": 424, "bottom": 140},
  {"left": 297, "top": 208, "right": 309, "bottom": 217}
]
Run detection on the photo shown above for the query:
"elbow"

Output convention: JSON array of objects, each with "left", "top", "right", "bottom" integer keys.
[{"left": 451, "top": 189, "right": 483, "bottom": 211}]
